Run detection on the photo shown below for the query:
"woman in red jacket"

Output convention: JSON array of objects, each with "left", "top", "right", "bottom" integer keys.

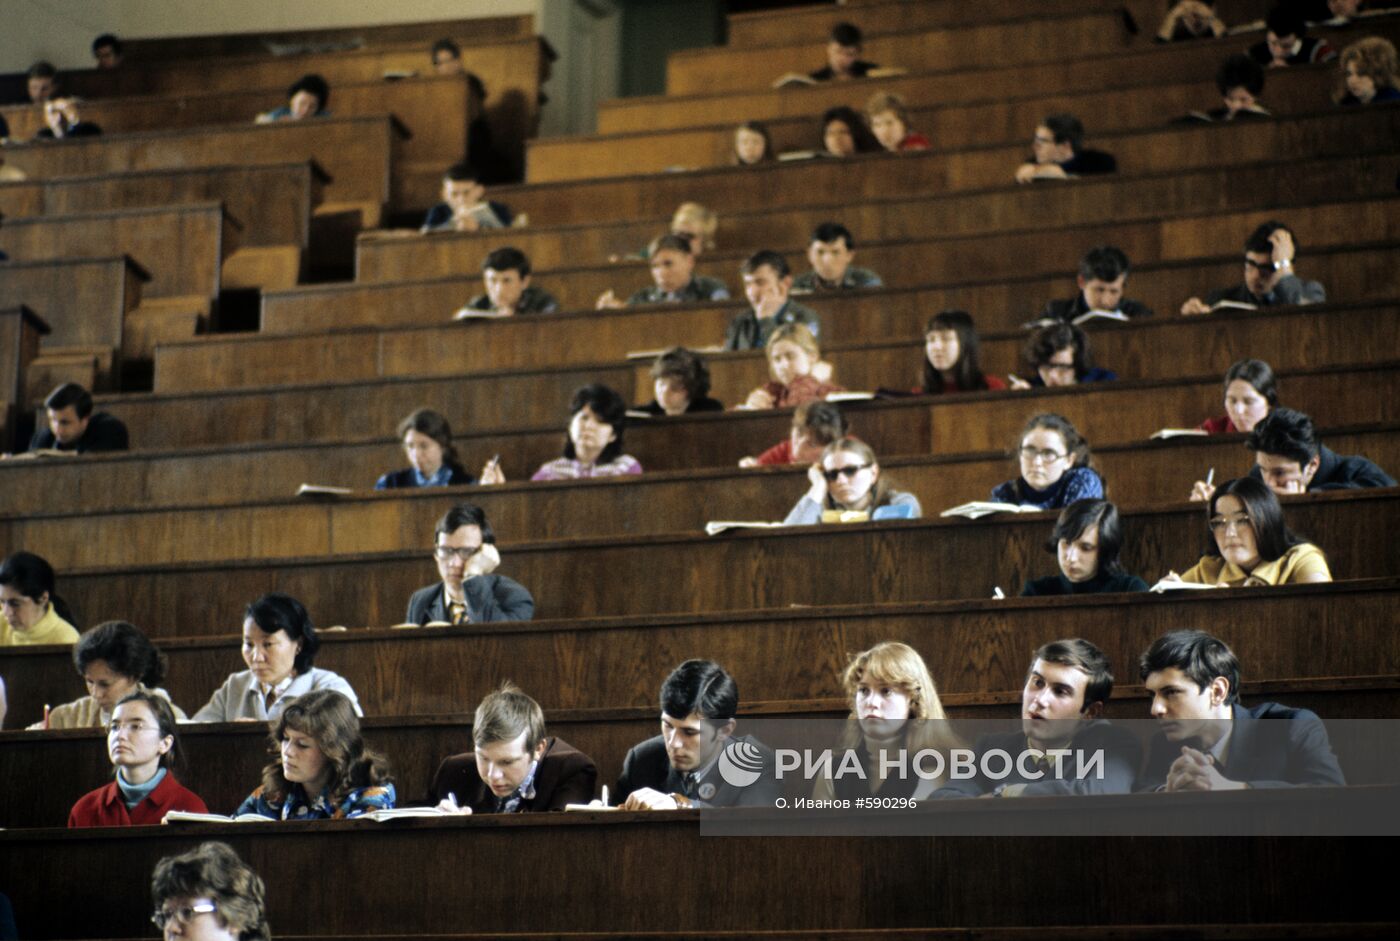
[{"left": 68, "top": 691, "right": 207, "bottom": 827}]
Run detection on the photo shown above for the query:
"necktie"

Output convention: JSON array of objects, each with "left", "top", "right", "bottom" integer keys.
[{"left": 449, "top": 601, "right": 469, "bottom": 625}]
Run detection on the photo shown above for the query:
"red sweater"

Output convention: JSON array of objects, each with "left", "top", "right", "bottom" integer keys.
[
  {"left": 68, "top": 772, "right": 208, "bottom": 828},
  {"left": 1198, "top": 415, "right": 1239, "bottom": 435}
]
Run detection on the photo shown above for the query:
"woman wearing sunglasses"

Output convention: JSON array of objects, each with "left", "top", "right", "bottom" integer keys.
[{"left": 783, "top": 438, "right": 921, "bottom": 525}]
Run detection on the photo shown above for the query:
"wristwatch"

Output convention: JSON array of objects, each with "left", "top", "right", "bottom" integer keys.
[{"left": 1273, "top": 258, "right": 1292, "bottom": 271}]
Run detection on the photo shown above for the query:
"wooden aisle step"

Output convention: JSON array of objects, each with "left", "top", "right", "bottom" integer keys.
[{"left": 0, "top": 257, "right": 145, "bottom": 379}]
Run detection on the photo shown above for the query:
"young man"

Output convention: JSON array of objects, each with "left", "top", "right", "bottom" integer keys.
[
  {"left": 27, "top": 383, "right": 128, "bottom": 454},
  {"left": 1138, "top": 630, "right": 1344, "bottom": 791},
  {"left": 1245, "top": 408, "right": 1394, "bottom": 494},
  {"left": 431, "top": 38, "right": 464, "bottom": 74},
  {"left": 404, "top": 503, "right": 535, "bottom": 625},
  {"left": 932, "top": 639, "right": 1141, "bottom": 797},
  {"left": 1180, "top": 221, "right": 1326, "bottom": 314},
  {"left": 1014, "top": 113, "right": 1117, "bottom": 183},
  {"left": 791, "top": 223, "right": 884, "bottom": 294},
  {"left": 723, "top": 250, "right": 820, "bottom": 350},
  {"left": 421, "top": 162, "right": 512, "bottom": 233},
  {"left": 1038, "top": 246, "right": 1153, "bottom": 322},
  {"left": 1194, "top": 54, "right": 1272, "bottom": 122},
  {"left": 809, "top": 22, "right": 879, "bottom": 81},
  {"left": 430, "top": 683, "right": 597, "bottom": 813},
  {"left": 26, "top": 62, "right": 57, "bottom": 106},
  {"left": 597, "top": 234, "right": 729, "bottom": 308},
  {"left": 615, "top": 660, "right": 778, "bottom": 809},
  {"left": 36, "top": 98, "right": 102, "bottom": 140},
  {"left": 458, "top": 247, "right": 559, "bottom": 318},
  {"left": 255, "top": 73, "right": 330, "bottom": 123},
  {"left": 91, "top": 34, "right": 124, "bottom": 69},
  {"left": 1249, "top": 6, "right": 1337, "bottom": 67}
]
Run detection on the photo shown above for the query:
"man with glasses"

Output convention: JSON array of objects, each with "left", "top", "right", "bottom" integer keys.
[
  {"left": 1014, "top": 113, "right": 1117, "bottom": 184},
  {"left": 150, "top": 841, "right": 270, "bottom": 940},
  {"left": 1180, "top": 221, "right": 1326, "bottom": 315},
  {"left": 405, "top": 502, "right": 534, "bottom": 625}
]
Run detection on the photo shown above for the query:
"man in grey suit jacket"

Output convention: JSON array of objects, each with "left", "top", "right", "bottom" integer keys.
[{"left": 405, "top": 502, "right": 534, "bottom": 625}]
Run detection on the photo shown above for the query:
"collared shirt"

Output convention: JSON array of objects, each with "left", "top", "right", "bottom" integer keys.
[
  {"left": 1208, "top": 721, "right": 1235, "bottom": 769},
  {"left": 530, "top": 454, "right": 643, "bottom": 481},
  {"left": 412, "top": 465, "right": 456, "bottom": 487},
  {"left": 464, "top": 285, "right": 559, "bottom": 315},
  {"left": 442, "top": 584, "right": 469, "bottom": 625},
  {"left": 791, "top": 267, "right": 883, "bottom": 294},
  {"left": 497, "top": 760, "right": 540, "bottom": 813},
  {"left": 627, "top": 276, "right": 730, "bottom": 306},
  {"left": 116, "top": 767, "right": 167, "bottom": 810},
  {"left": 722, "top": 300, "right": 821, "bottom": 351},
  {"left": 255, "top": 673, "right": 297, "bottom": 712}
]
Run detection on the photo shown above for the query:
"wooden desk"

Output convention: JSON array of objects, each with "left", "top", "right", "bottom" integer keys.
[
  {"left": 0, "top": 256, "right": 145, "bottom": 358},
  {"left": 0, "top": 305, "right": 48, "bottom": 451}
]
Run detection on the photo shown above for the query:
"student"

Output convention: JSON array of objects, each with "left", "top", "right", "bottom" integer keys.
[
  {"left": 150, "top": 842, "right": 271, "bottom": 941},
  {"left": 431, "top": 37, "right": 465, "bottom": 73},
  {"left": 733, "top": 120, "right": 774, "bottom": 165},
  {"left": 26, "top": 382, "right": 129, "bottom": 454},
  {"left": 1014, "top": 113, "right": 1117, "bottom": 183},
  {"left": 36, "top": 98, "right": 102, "bottom": 139},
  {"left": 992, "top": 413, "right": 1105, "bottom": 510},
  {"left": 1168, "top": 477, "right": 1332, "bottom": 587},
  {"left": 255, "top": 73, "right": 330, "bottom": 123},
  {"left": 669, "top": 202, "right": 718, "bottom": 258},
  {"left": 917, "top": 310, "right": 1007, "bottom": 394},
  {"left": 530, "top": 384, "right": 643, "bottom": 481},
  {"left": 1180, "top": 221, "right": 1326, "bottom": 314},
  {"left": 1156, "top": 1, "right": 1227, "bottom": 41},
  {"left": 405, "top": 503, "right": 535, "bottom": 624},
  {"left": 723, "top": 250, "right": 821, "bottom": 350},
  {"left": 784, "top": 437, "right": 921, "bottom": 524},
  {"left": 192, "top": 594, "right": 362, "bottom": 722},
  {"left": 0, "top": 552, "right": 79, "bottom": 647},
  {"left": 1038, "top": 246, "right": 1153, "bottom": 323},
  {"left": 1010, "top": 323, "right": 1118, "bottom": 389},
  {"left": 68, "top": 692, "right": 207, "bottom": 827},
  {"left": 1249, "top": 5, "right": 1338, "bottom": 67},
  {"left": 864, "top": 91, "right": 930, "bottom": 152},
  {"left": 810, "top": 22, "right": 880, "bottom": 81},
  {"left": 614, "top": 659, "right": 778, "bottom": 809},
  {"left": 421, "top": 162, "right": 512, "bottom": 233},
  {"left": 457, "top": 247, "right": 559, "bottom": 318},
  {"left": 1188, "top": 54, "right": 1272, "bottom": 122},
  {"left": 375, "top": 408, "right": 478, "bottom": 489},
  {"left": 1305, "top": 0, "right": 1367, "bottom": 25},
  {"left": 821, "top": 105, "right": 883, "bottom": 157},
  {"left": 236, "top": 689, "right": 395, "bottom": 819},
  {"left": 933, "top": 639, "right": 1141, "bottom": 797},
  {"left": 739, "top": 400, "right": 848, "bottom": 467},
  {"left": 596, "top": 234, "right": 729, "bottom": 308},
  {"left": 26, "top": 62, "right": 57, "bottom": 106},
  {"left": 430, "top": 683, "right": 598, "bottom": 813},
  {"left": 1337, "top": 36, "right": 1400, "bottom": 103},
  {"left": 1138, "top": 630, "right": 1345, "bottom": 790},
  {"left": 31, "top": 621, "right": 186, "bottom": 730},
  {"left": 742, "top": 323, "right": 844, "bottom": 410},
  {"left": 91, "top": 34, "right": 123, "bottom": 69},
  {"left": 791, "top": 222, "right": 884, "bottom": 293},
  {"left": 635, "top": 347, "right": 725, "bottom": 416},
  {"left": 1197, "top": 359, "right": 1277, "bottom": 435},
  {"left": 1022, "top": 500, "right": 1149, "bottom": 595},
  {"left": 812, "top": 641, "right": 960, "bottom": 801}
]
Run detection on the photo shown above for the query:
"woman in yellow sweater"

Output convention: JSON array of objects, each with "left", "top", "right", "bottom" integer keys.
[
  {"left": 1175, "top": 477, "right": 1331, "bottom": 587},
  {"left": 0, "top": 551, "right": 79, "bottom": 646}
]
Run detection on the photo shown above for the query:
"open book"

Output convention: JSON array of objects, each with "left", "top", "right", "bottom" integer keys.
[
  {"left": 1210, "top": 299, "right": 1259, "bottom": 312},
  {"left": 1022, "top": 310, "right": 1131, "bottom": 330},
  {"left": 1149, "top": 428, "right": 1210, "bottom": 440},
  {"left": 1149, "top": 578, "right": 1220, "bottom": 593},
  {"left": 705, "top": 521, "right": 786, "bottom": 536},
  {"left": 771, "top": 72, "right": 818, "bottom": 88},
  {"left": 296, "top": 483, "right": 353, "bottom": 497},
  {"left": 824, "top": 391, "right": 876, "bottom": 403},
  {"left": 626, "top": 345, "right": 724, "bottom": 361},
  {"left": 164, "top": 811, "right": 273, "bottom": 825},
  {"left": 939, "top": 501, "right": 1042, "bottom": 520},
  {"left": 564, "top": 801, "right": 620, "bottom": 812},
  {"left": 452, "top": 307, "right": 508, "bottom": 321}
]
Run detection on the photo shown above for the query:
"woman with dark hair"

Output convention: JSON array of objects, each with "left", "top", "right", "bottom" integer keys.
[
  {"left": 784, "top": 438, "right": 921, "bottom": 524},
  {"left": 32, "top": 621, "right": 186, "bottom": 730},
  {"left": 0, "top": 551, "right": 78, "bottom": 646},
  {"left": 1169, "top": 477, "right": 1331, "bottom": 586},
  {"left": 68, "top": 691, "right": 207, "bottom": 827},
  {"left": 1199, "top": 359, "right": 1278, "bottom": 435},
  {"left": 635, "top": 347, "right": 725, "bottom": 416},
  {"left": 821, "top": 106, "right": 883, "bottom": 157},
  {"left": 192, "top": 594, "right": 361, "bottom": 722},
  {"left": 236, "top": 689, "right": 394, "bottom": 819},
  {"left": 734, "top": 121, "right": 775, "bottom": 165},
  {"left": 918, "top": 311, "right": 1007, "bottom": 394},
  {"left": 150, "top": 841, "right": 270, "bottom": 941},
  {"left": 992, "top": 413, "right": 1105, "bottom": 509},
  {"left": 1022, "top": 500, "right": 1149, "bottom": 595},
  {"left": 1010, "top": 323, "right": 1117, "bottom": 389},
  {"left": 530, "top": 384, "right": 642, "bottom": 480},
  {"left": 375, "top": 408, "right": 477, "bottom": 489}
]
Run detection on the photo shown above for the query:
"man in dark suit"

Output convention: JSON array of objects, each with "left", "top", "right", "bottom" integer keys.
[
  {"left": 615, "top": 659, "right": 779, "bottom": 810},
  {"left": 404, "top": 503, "right": 535, "bottom": 624},
  {"left": 1138, "top": 630, "right": 1345, "bottom": 791},
  {"left": 431, "top": 683, "right": 596, "bottom": 813},
  {"left": 1038, "top": 246, "right": 1154, "bottom": 324}
]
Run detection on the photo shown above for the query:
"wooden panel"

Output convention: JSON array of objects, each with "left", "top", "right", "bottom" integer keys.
[
  {"left": 0, "top": 256, "right": 145, "bottom": 351},
  {"left": 0, "top": 306, "right": 48, "bottom": 450}
]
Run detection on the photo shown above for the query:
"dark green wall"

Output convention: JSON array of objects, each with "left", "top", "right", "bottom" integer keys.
[{"left": 618, "top": 0, "right": 724, "bottom": 97}]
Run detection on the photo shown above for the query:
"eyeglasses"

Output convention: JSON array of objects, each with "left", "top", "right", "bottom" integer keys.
[
  {"left": 823, "top": 463, "right": 871, "bottom": 483},
  {"left": 152, "top": 901, "right": 217, "bottom": 929},
  {"left": 1208, "top": 515, "right": 1253, "bottom": 534},
  {"left": 434, "top": 545, "right": 484, "bottom": 561},
  {"left": 1019, "top": 446, "right": 1068, "bottom": 464},
  {"left": 1033, "top": 134, "right": 1057, "bottom": 145}
]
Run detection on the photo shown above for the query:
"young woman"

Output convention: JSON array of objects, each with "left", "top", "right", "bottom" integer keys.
[
  {"left": 992, "top": 413, "right": 1105, "bottom": 510},
  {"left": 1198, "top": 359, "right": 1278, "bottom": 435},
  {"left": 0, "top": 551, "right": 79, "bottom": 646},
  {"left": 236, "top": 689, "right": 395, "bottom": 820},
  {"left": 192, "top": 594, "right": 361, "bottom": 722},
  {"left": 1337, "top": 36, "right": 1400, "bottom": 104},
  {"left": 1010, "top": 323, "right": 1117, "bottom": 389},
  {"left": 68, "top": 692, "right": 207, "bottom": 827},
  {"left": 820, "top": 106, "right": 883, "bottom": 157},
  {"left": 811, "top": 642, "right": 959, "bottom": 800},
  {"left": 742, "top": 323, "right": 844, "bottom": 410},
  {"left": 375, "top": 408, "right": 478, "bottom": 489},
  {"left": 918, "top": 310, "right": 1008, "bottom": 395},
  {"left": 33, "top": 621, "right": 186, "bottom": 730},
  {"left": 864, "top": 91, "right": 930, "bottom": 152},
  {"left": 150, "top": 841, "right": 271, "bottom": 941},
  {"left": 1169, "top": 477, "right": 1331, "bottom": 587},
  {"left": 733, "top": 121, "right": 774, "bottom": 165},
  {"left": 531, "top": 384, "right": 643, "bottom": 480},
  {"left": 739, "top": 400, "right": 848, "bottom": 467},
  {"left": 784, "top": 438, "right": 921, "bottom": 524},
  {"left": 635, "top": 347, "right": 725, "bottom": 416},
  {"left": 1021, "top": 499, "right": 1149, "bottom": 595}
]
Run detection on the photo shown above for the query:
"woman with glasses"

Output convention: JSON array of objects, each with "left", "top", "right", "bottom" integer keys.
[
  {"left": 150, "top": 841, "right": 270, "bottom": 941},
  {"left": 1168, "top": 477, "right": 1331, "bottom": 587},
  {"left": 405, "top": 502, "right": 535, "bottom": 625},
  {"left": 192, "top": 593, "right": 361, "bottom": 722},
  {"left": 68, "top": 691, "right": 207, "bottom": 827},
  {"left": 1021, "top": 499, "right": 1149, "bottom": 595},
  {"left": 993, "top": 413, "right": 1104, "bottom": 510},
  {"left": 783, "top": 438, "right": 921, "bottom": 525}
]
